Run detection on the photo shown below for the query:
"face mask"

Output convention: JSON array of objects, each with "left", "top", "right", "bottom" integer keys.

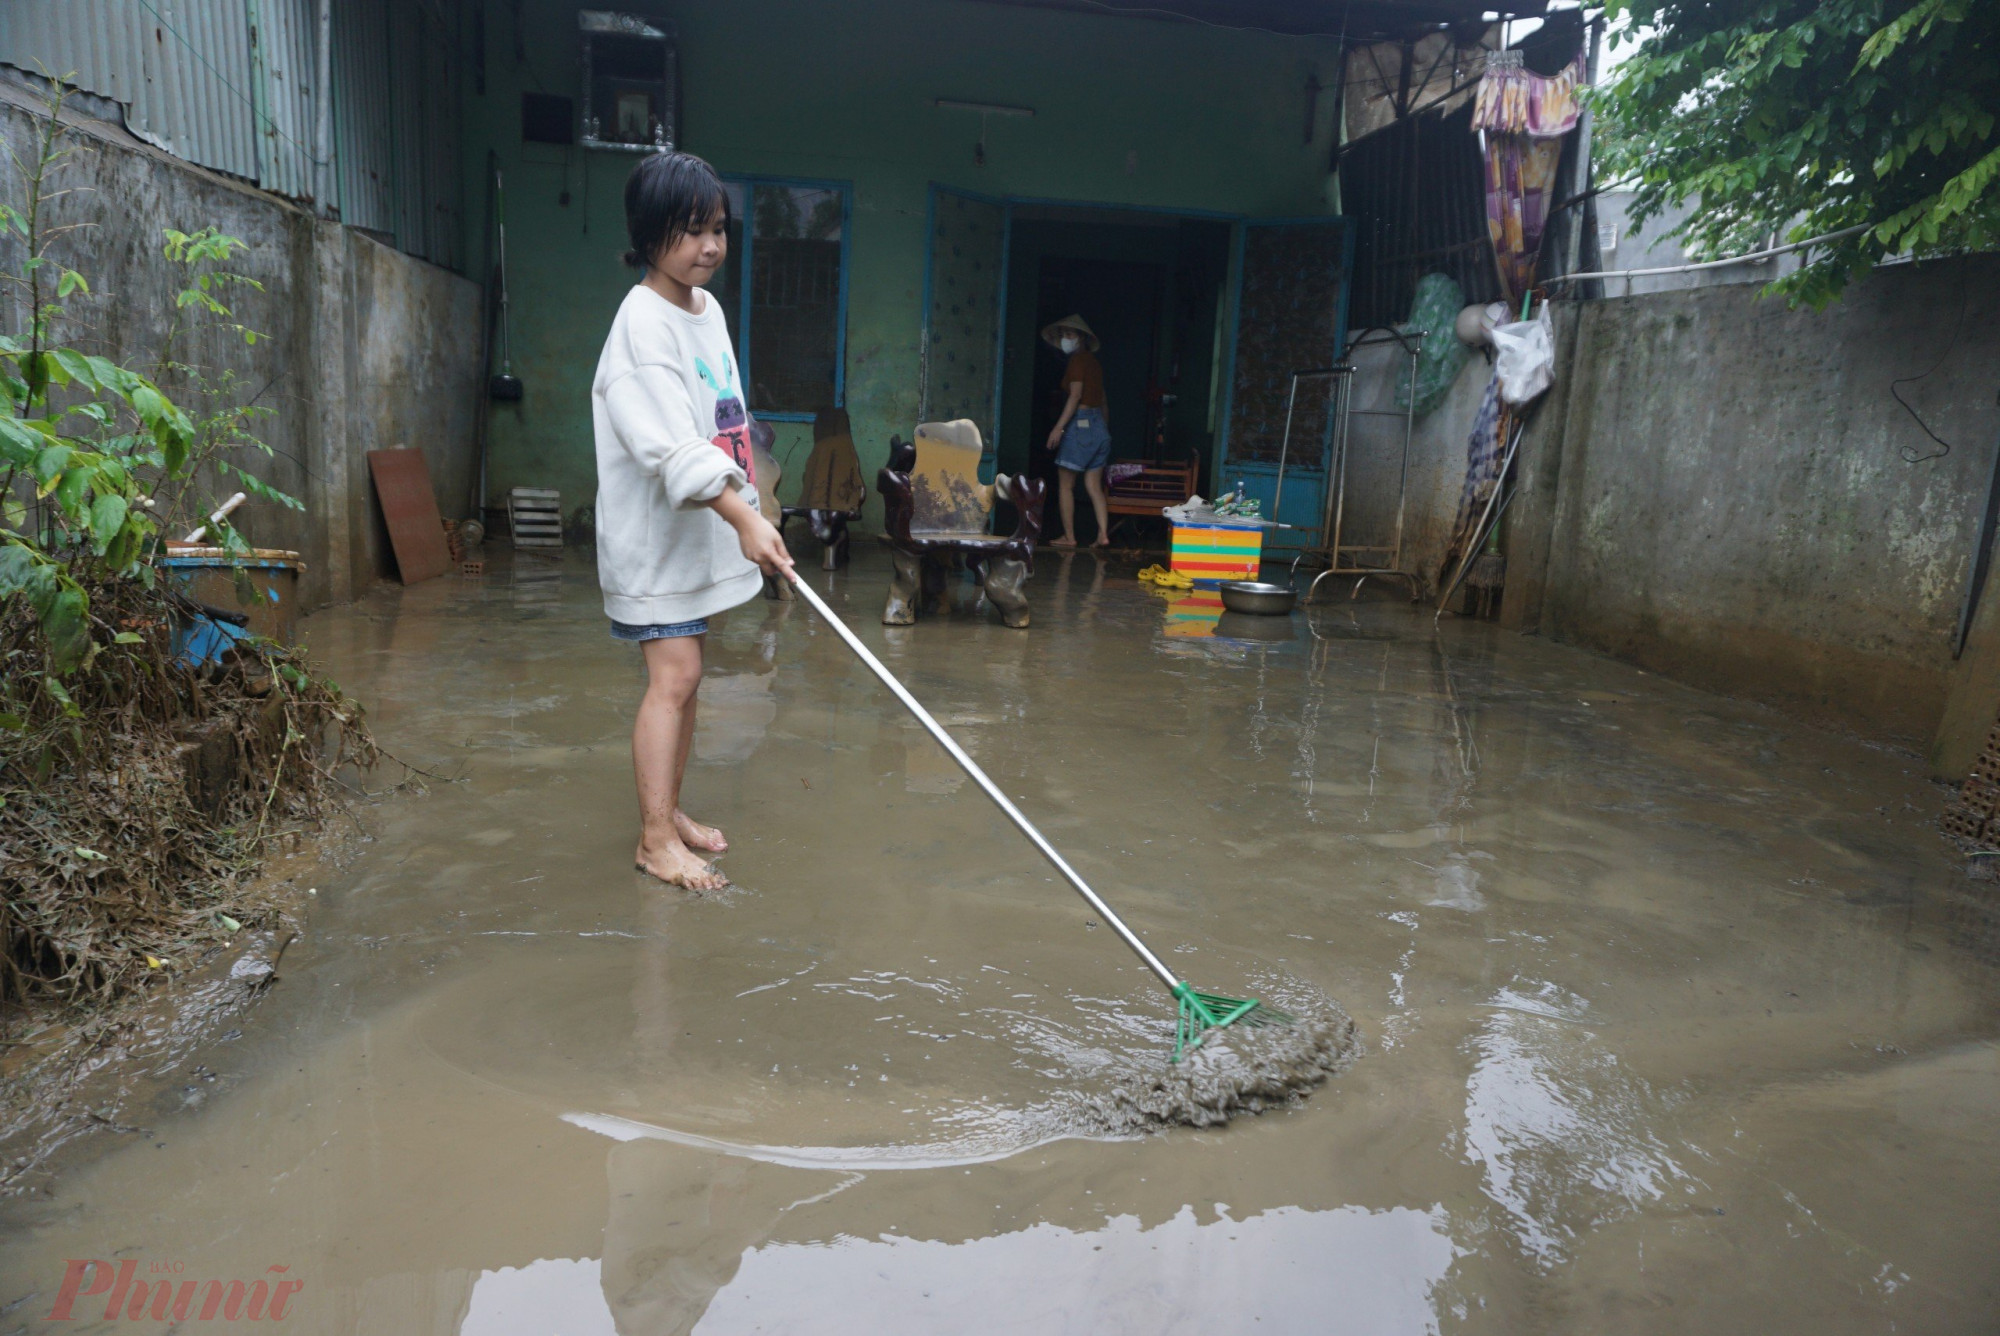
[{"left": 1059, "top": 335, "right": 1080, "bottom": 354}]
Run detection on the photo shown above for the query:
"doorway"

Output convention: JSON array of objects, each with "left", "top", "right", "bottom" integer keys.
[
  {"left": 921, "top": 193, "right": 1343, "bottom": 547},
  {"left": 1028, "top": 256, "right": 1163, "bottom": 484},
  {"left": 993, "top": 209, "right": 1231, "bottom": 544}
]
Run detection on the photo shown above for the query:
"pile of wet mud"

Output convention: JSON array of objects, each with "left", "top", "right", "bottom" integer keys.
[{"left": 1085, "top": 1000, "right": 1361, "bottom": 1132}]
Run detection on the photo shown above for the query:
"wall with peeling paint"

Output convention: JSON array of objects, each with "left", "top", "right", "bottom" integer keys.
[
  {"left": 0, "top": 79, "right": 483, "bottom": 610},
  {"left": 1502, "top": 257, "right": 2000, "bottom": 744}
]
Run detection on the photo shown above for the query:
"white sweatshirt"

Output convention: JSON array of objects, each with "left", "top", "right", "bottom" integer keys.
[{"left": 592, "top": 284, "right": 764, "bottom": 625}]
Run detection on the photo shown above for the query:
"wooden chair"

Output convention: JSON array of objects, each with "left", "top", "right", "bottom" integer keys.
[
  {"left": 877, "top": 420, "right": 1045, "bottom": 628},
  {"left": 1104, "top": 450, "right": 1200, "bottom": 531}
]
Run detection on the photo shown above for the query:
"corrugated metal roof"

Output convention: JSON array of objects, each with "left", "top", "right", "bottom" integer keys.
[
  {"left": 247, "top": 0, "right": 320, "bottom": 201},
  {"left": 419, "top": 8, "right": 464, "bottom": 269},
  {"left": 0, "top": 0, "right": 262, "bottom": 178},
  {"left": 332, "top": 0, "right": 394, "bottom": 234},
  {"left": 388, "top": 0, "right": 426, "bottom": 253},
  {"left": 0, "top": 0, "right": 464, "bottom": 269}
]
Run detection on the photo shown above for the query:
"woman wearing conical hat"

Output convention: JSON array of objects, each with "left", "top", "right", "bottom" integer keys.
[{"left": 1041, "top": 314, "right": 1111, "bottom": 548}]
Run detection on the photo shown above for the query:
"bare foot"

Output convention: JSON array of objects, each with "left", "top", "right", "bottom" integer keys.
[
  {"left": 635, "top": 838, "right": 730, "bottom": 892},
  {"left": 675, "top": 809, "right": 727, "bottom": 853},
  {"left": 1050, "top": 535, "right": 1076, "bottom": 548},
  {"left": 1091, "top": 538, "right": 1111, "bottom": 548}
]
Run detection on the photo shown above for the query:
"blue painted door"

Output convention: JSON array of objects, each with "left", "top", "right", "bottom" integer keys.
[{"left": 1215, "top": 217, "right": 1353, "bottom": 549}]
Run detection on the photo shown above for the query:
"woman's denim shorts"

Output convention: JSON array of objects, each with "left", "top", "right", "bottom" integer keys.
[
  {"left": 610, "top": 617, "right": 709, "bottom": 642},
  {"left": 1055, "top": 410, "right": 1113, "bottom": 472}
]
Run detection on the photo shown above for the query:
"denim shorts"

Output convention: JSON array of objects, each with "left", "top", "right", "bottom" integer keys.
[
  {"left": 1055, "top": 410, "right": 1113, "bottom": 472},
  {"left": 610, "top": 617, "right": 709, "bottom": 642}
]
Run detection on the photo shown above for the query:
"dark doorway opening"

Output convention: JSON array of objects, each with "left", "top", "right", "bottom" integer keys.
[
  {"left": 1030, "top": 256, "right": 1164, "bottom": 483},
  {"left": 996, "top": 211, "right": 1231, "bottom": 546}
]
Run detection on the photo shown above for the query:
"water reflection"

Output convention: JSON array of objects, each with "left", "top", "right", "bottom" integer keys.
[
  {"left": 509, "top": 555, "right": 565, "bottom": 619},
  {"left": 465, "top": 1256, "right": 614, "bottom": 1335},
  {"left": 697, "top": 1203, "right": 1457, "bottom": 1334},
  {"left": 1047, "top": 549, "right": 1108, "bottom": 619},
  {"left": 459, "top": 1202, "right": 1459, "bottom": 1336},
  {"left": 1427, "top": 639, "right": 1480, "bottom": 814},
  {"left": 1424, "top": 854, "right": 1486, "bottom": 911},
  {"left": 1157, "top": 586, "right": 1223, "bottom": 638},
  {"left": 1461, "top": 980, "right": 1695, "bottom": 1265},
  {"left": 694, "top": 605, "right": 786, "bottom": 764}
]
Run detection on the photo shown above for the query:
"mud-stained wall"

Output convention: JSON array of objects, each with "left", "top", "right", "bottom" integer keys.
[
  {"left": 1504, "top": 256, "right": 2000, "bottom": 744},
  {"left": 339, "top": 228, "right": 484, "bottom": 589},
  {"left": 468, "top": 0, "right": 1347, "bottom": 527},
  {"left": 0, "top": 79, "right": 481, "bottom": 611}
]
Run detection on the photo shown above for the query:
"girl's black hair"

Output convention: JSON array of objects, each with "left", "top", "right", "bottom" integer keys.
[{"left": 622, "top": 151, "right": 730, "bottom": 270}]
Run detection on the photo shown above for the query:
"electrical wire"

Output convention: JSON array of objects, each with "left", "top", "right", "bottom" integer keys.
[
  {"left": 134, "top": 0, "right": 324, "bottom": 169},
  {"left": 1891, "top": 286, "right": 1967, "bottom": 464}
]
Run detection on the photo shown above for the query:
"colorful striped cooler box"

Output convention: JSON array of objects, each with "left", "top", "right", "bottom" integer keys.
[{"left": 1170, "top": 521, "right": 1263, "bottom": 585}]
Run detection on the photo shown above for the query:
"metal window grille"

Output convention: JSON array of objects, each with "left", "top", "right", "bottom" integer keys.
[
  {"left": 1340, "top": 102, "right": 1500, "bottom": 331},
  {"left": 742, "top": 184, "right": 845, "bottom": 415}
]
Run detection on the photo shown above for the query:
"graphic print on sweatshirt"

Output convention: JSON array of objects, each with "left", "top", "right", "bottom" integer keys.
[{"left": 695, "top": 354, "right": 756, "bottom": 488}]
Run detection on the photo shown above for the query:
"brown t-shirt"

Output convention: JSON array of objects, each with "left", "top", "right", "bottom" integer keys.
[{"left": 1063, "top": 350, "right": 1107, "bottom": 410}]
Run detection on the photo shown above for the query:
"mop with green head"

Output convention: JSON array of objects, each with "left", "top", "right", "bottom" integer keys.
[{"left": 789, "top": 574, "right": 1295, "bottom": 1063}]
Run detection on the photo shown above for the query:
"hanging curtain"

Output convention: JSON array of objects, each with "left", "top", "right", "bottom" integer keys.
[
  {"left": 1473, "top": 49, "right": 1585, "bottom": 137},
  {"left": 1483, "top": 136, "right": 1565, "bottom": 302},
  {"left": 1475, "top": 49, "right": 1587, "bottom": 303}
]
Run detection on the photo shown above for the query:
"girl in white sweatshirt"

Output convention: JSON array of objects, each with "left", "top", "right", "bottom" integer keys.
[{"left": 594, "top": 152, "right": 794, "bottom": 890}]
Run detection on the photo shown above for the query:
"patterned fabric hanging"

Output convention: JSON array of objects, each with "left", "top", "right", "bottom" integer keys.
[
  {"left": 1484, "top": 135, "right": 1566, "bottom": 302},
  {"left": 1475, "top": 47, "right": 1588, "bottom": 303},
  {"left": 1472, "top": 49, "right": 1586, "bottom": 137}
]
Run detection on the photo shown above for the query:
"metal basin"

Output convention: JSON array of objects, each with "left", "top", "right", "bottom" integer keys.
[{"left": 1218, "top": 580, "right": 1297, "bottom": 616}]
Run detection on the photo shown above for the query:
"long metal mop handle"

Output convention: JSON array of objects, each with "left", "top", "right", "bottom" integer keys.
[{"left": 787, "top": 573, "right": 1183, "bottom": 992}]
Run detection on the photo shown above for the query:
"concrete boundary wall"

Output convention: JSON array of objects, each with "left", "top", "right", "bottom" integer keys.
[
  {"left": 1501, "top": 257, "right": 2000, "bottom": 750},
  {"left": 0, "top": 80, "right": 481, "bottom": 611}
]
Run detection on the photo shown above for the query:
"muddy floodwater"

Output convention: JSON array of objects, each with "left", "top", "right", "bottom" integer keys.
[{"left": 4, "top": 548, "right": 1998, "bottom": 1333}]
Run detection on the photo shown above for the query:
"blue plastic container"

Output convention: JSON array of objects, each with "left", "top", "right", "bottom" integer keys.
[{"left": 159, "top": 547, "right": 305, "bottom": 666}]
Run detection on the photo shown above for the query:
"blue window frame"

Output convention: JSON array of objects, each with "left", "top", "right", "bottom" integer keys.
[{"left": 712, "top": 175, "right": 851, "bottom": 422}]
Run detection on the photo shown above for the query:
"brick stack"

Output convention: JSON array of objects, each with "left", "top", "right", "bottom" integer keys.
[{"left": 1943, "top": 711, "right": 2000, "bottom": 845}]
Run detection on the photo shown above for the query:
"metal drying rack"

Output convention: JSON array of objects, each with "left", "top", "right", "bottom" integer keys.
[{"left": 1275, "top": 328, "right": 1428, "bottom": 604}]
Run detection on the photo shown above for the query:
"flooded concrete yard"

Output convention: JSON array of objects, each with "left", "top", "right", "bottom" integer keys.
[{"left": 4, "top": 548, "right": 1998, "bottom": 1333}]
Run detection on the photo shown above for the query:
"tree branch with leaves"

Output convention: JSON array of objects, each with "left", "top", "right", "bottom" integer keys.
[
  {"left": 0, "top": 79, "right": 374, "bottom": 1009},
  {"left": 1595, "top": 0, "right": 1997, "bottom": 305}
]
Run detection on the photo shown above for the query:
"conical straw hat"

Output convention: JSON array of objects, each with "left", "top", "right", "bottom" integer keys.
[{"left": 1040, "top": 314, "right": 1100, "bottom": 352}]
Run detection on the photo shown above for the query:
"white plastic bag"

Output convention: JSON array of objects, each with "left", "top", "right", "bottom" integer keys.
[{"left": 1490, "top": 306, "right": 1555, "bottom": 405}]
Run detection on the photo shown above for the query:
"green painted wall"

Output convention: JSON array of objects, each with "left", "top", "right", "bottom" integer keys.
[{"left": 468, "top": 0, "right": 1343, "bottom": 526}]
